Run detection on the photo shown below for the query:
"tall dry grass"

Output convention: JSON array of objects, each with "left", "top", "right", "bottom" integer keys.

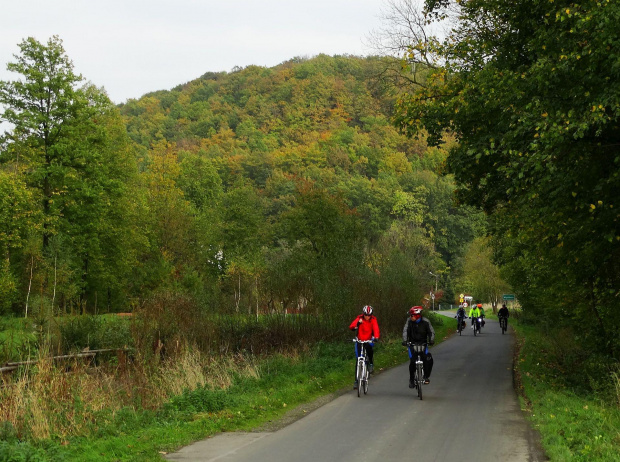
[
  {"left": 0, "top": 347, "right": 261, "bottom": 441},
  {"left": 0, "top": 292, "right": 340, "bottom": 442},
  {"left": 613, "top": 367, "right": 620, "bottom": 408}
]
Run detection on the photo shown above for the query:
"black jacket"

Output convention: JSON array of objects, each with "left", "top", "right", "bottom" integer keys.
[{"left": 402, "top": 317, "right": 435, "bottom": 344}]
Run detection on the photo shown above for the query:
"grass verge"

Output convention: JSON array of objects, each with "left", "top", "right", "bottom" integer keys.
[
  {"left": 512, "top": 321, "right": 620, "bottom": 461},
  {"left": 1, "top": 315, "right": 453, "bottom": 461}
]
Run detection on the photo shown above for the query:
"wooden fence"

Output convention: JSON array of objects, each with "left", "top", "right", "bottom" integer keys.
[{"left": 0, "top": 348, "right": 129, "bottom": 374}]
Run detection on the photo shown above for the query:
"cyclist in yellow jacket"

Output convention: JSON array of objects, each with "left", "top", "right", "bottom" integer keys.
[{"left": 469, "top": 304, "right": 481, "bottom": 331}]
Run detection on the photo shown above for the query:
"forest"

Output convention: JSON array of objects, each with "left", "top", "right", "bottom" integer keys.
[
  {"left": 0, "top": 37, "right": 487, "bottom": 336},
  {"left": 0, "top": 0, "right": 619, "bottom": 457}
]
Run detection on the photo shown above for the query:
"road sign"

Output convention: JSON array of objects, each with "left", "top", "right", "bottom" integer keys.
[
  {"left": 459, "top": 294, "right": 464, "bottom": 299},
  {"left": 463, "top": 302, "right": 468, "bottom": 307},
  {"left": 503, "top": 294, "right": 515, "bottom": 300},
  {"left": 431, "top": 293, "right": 435, "bottom": 300}
]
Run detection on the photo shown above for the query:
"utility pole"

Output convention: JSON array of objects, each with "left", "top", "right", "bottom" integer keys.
[{"left": 429, "top": 271, "right": 439, "bottom": 310}]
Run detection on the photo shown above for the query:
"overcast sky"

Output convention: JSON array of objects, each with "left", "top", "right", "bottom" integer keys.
[{"left": 1, "top": 0, "right": 388, "bottom": 104}]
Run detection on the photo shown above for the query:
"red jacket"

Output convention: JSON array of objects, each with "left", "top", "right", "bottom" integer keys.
[{"left": 349, "top": 315, "right": 380, "bottom": 341}]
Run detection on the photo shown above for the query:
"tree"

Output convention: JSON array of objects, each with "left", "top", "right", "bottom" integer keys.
[
  {"left": 392, "top": 0, "right": 620, "bottom": 357},
  {"left": 0, "top": 36, "right": 86, "bottom": 250},
  {"left": 0, "top": 36, "right": 142, "bottom": 312},
  {"left": 458, "top": 237, "right": 510, "bottom": 313}
]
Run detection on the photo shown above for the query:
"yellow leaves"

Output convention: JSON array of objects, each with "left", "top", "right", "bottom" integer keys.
[
  {"left": 542, "top": 112, "right": 548, "bottom": 117},
  {"left": 572, "top": 192, "right": 577, "bottom": 197},
  {"left": 597, "top": 200, "right": 603, "bottom": 206}
]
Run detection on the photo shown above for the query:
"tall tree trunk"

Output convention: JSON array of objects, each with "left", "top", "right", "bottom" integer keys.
[
  {"left": 51, "top": 255, "right": 57, "bottom": 313},
  {"left": 589, "top": 278, "right": 613, "bottom": 357},
  {"left": 25, "top": 256, "right": 34, "bottom": 318},
  {"left": 234, "top": 273, "right": 241, "bottom": 313}
]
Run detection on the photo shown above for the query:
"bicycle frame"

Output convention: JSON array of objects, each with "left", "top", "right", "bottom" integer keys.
[
  {"left": 457, "top": 315, "right": 465, "bottom": 335},
  {"left": 407, "top": 342, "right": 426, "bottom": 400},
  {"left": 353, "top": 338, "right": 373, "bottom": 397},
  {"left": 499, "top": 316, "right": 508, "bottom": 334}
]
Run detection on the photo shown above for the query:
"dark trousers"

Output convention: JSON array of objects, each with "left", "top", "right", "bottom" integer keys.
[{"left": 408, "top": 351, "right": 433, "bottom": 380}]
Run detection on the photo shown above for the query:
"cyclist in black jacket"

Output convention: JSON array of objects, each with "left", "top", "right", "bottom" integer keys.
[
  {"left": 455, "top": 305, "right": 467, "bottom": 330},
  {"left": 402, "top": 306, "right": 435, "bottom": 386}
]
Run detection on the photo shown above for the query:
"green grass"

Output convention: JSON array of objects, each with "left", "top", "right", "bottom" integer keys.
[
  {"left": 512, "top": 322, "right": 620, "bottom": 461},
  {"left": 2, "top": 317, "right": 453, "bottom": 461}
]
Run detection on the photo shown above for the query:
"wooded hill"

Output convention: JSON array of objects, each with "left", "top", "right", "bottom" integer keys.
[{"left": 0, "top": 42, "right": 484, "bottom": 326}]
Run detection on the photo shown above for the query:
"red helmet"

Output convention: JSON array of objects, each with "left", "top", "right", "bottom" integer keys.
[
  {"left": 408, "top": 306, "right": 423, "bottom": 316},
  {"left": 477, "top": 304, "right": 482, "bottom": 308},
  {"left": 362, "top": 305, "right": 373, "bottom": 316}
]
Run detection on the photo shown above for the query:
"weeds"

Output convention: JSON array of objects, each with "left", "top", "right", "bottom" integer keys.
[{"left": 513, "top": 320, "right": 620, "bottom": 460}]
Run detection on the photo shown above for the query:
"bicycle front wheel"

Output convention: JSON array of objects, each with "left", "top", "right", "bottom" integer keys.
[
  {"left": 417, "top": 364, "right": 423, "bottom": 400},
  {"left": 357, "top": 360, "right": 364, "bottom": 397}
]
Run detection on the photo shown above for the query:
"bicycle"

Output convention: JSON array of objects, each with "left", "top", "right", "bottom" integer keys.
[
  {"left": 499, "top": 316, "right": 508, "bottom": 334},
  {"left": 353, "top": 338, "right": 373, "bottom": 397},
  {"left": 407, "top": 342, "right": 427, "bottom": 400},
  {"left": 455, "top": 315, "right": 465, "bottom": 336},
  {"left": 471, "top": 317, "right": 481, "bottom": 336}
]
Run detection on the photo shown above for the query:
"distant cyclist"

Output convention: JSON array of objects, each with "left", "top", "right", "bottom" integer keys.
[
  {"left": 469, "top": 304, "right": 481, "bottom": 330},
  {"left": 498, "top": 303, "right": 510, "bottom": 329},
  {"left": 455, "top": 305, "right": 467, "bottom": 331},
  {"left": 402, "top": 306, "right": 435, "bottom": 386},
  {"left": 477, "top": 303, "right": 486, "bottom": 327},
  {"left": 350, "top": 305, "right": 380, "bottom": 389},
  {"left": 498, "top": 303, "right": 509, "bottom": 319}
]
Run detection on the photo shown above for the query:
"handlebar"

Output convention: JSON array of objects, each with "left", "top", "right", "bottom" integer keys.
[{"left": 353, "top": 338, "right": 374, "bottom": 343}]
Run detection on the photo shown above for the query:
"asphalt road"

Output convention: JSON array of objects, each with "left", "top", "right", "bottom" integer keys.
[{"left": 165, "top": 317, "right": 545, "bottom": 462}]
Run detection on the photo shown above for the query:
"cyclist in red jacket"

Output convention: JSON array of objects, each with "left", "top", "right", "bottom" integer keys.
[{"left": 350, "top": 305, "right": 380, "bottom": 388}]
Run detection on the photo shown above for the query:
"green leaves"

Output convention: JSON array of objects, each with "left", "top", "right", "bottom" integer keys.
[{"left": 396, "top": 0, "right": 620, "bottom": 357}]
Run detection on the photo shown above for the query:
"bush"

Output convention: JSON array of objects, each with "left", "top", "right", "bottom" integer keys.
[{"left": 58, "top": 315, "right": 132, "bottom": 352}]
